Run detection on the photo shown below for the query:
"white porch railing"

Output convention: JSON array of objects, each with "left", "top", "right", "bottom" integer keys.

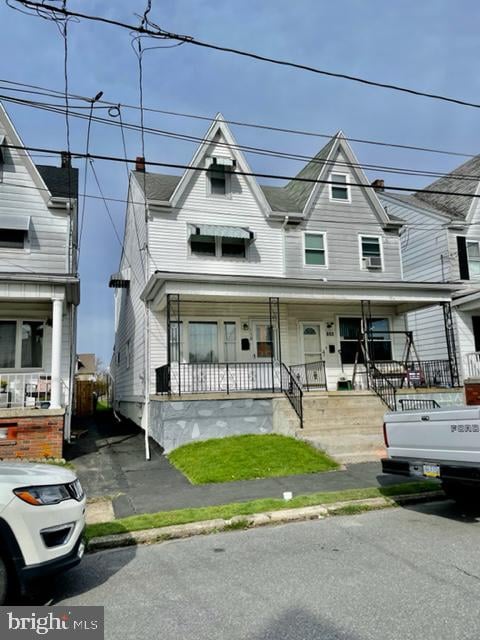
[
  {"left": 0, "top": 372, "right": 60, "bottom": 410},
  {"left": 465, "top": 352, "right": 480, "bottom": 379}
]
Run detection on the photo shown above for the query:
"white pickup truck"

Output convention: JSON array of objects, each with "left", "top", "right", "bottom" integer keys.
[{"left": 382, "top": 405, "right": 480, "bottom": 504}]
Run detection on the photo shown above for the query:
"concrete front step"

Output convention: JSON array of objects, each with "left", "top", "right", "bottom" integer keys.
[{"left": 300, "top": 433, "right": 386, "bottom": 464}]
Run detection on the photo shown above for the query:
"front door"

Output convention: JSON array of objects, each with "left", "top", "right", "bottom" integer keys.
[
  {"left": 301, "top": 323, "right": 322, "bottom": 363},
  {"left": 253, "top": 322, "right": 275, "bottom": 361}
]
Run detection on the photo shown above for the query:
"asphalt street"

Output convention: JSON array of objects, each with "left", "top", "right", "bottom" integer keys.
[{"left": 40, "top": 500, "right": 480, "bottom": 639}]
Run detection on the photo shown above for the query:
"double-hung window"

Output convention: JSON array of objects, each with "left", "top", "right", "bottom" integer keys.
[
  {"left": 360, "top": 236, "right": 383, "bottom": 270},
  {"left": 329, "top": 173, "right": 350, "bottom": 201},
  {"left": 206, "top": 156, "right": 235, "bottom": 197},
  {"left": 338, "top": 317, "right": 392, "bottom": 364},
  {"left": 0, "top": 215, "right": 30, "bottom": 250},
  {"left": 0, "top": 320, "right": 44, "bottom": 369},
  {"left": 304, "top": 233, "right": 327, "bottom": 266},
  {"left": 467, "top": 240, "right": 480, "bottom": 277}
]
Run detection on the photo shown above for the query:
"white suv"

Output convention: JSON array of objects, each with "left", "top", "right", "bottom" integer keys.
[{"left": 0, "top": 462, "right": 86, "bottom": 603}]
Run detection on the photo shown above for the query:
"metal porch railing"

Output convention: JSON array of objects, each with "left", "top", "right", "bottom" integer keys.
[
  {"left": 289, "top": 360, "right": 327, "bottom": 391},
  {"left": 0, "top": 372, "right": 54, "bottom": 409}
]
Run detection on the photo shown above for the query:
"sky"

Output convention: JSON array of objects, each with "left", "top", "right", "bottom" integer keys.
[{"left": 0, "top": 0, "right": 479, "bottom": 365}]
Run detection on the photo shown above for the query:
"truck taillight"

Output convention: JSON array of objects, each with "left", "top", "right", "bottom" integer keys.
[{"left": 383, "top": 422, "right": 389, "bottom": 447}]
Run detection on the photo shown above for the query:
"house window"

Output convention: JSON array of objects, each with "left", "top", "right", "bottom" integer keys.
[
  {"left": 189, "top": 322, "right": 218, "bottom": 363},
  {"left": 21, "top": 321, "right": 43, "bottom": 368},
  {"left": 221, "top": 237, "right": 246, "bottom": 258},
  {"left": 190, "top": 235, "right": 216, "bottom": 256},
  {"left": 339, "top": 317, "right": 392, "bottom": 364},
  {"left": 0, "top": 321, "right": 16, "bottom": 368},
  {"left": 208, "top": 165, "right": 228, "bottom": 196},
  {"left": 0, "top": 229, "right": 26, "bottom": 250},
  {"left": 330, "top": 173, "right": 350, "bottom": 201},
  {"left": 224, "top": 322, "right": 237, "bottom": 362},
  {"left": 304, "top": 233, "right": 327, "bottom": 266},
  {"left": 467, "top": 240, "right": 480, "bottom": 277},
  {"left": 255, "top": 324, "right": 274, "bottom": 359},
  {"left": 360, "top": 236, "right": 383, "bottom": 270},
  {"left": 0, "top": 320, "right": 44, "bottom": 370},
  {"left": 169, "top": 322, "right": 183, "bottom": 362}
]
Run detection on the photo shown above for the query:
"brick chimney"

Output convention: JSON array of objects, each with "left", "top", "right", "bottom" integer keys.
[
  {"left": 371, "top": 179, "right": 385, "bottom": 192},
  {"left": 61, "top": 151, "right": 71, "bottom": 169},
  {"left": 135, "top": 156, "right": 146, "bottom": 172}
]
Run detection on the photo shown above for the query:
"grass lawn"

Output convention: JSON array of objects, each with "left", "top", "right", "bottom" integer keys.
[
  {"left": 86, "top": 480, "right": 439, "bottom": 541},
  {"left": 167, "top": 434, "right": 339, "bottom": 484}
]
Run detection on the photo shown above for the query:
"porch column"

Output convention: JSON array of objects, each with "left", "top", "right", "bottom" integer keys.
[
  {"left": 442, "top": 302, "right": 460, "bottom": 387},
  {"left": 50, "top": 297, "right": 63, "bottom": 409}
]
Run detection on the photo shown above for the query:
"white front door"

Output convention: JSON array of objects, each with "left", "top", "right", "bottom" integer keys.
[{"left": 301, "top": 323, "right": 323, "bottom": 363}]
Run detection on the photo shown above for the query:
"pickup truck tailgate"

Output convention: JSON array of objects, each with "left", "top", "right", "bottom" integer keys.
[{"left": 385, "top": 405, "right": 480, "bottom": 464}]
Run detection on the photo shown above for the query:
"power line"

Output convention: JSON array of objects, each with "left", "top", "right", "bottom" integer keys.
[
  {"left": 2, "top": 92, "right": 480, "bottom": 186},
  {"left": 0, "top": 76, "right": 475, "bottom": 160},
  {"left": 11, "top": 0, "right": 480, "bottom": 111},
  {"left": 5, "top": 141, "right": 480, "bottom": 205}
]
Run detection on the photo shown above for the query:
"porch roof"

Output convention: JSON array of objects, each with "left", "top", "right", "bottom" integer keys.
[
  {"left": 141, "top": 270, "right": 458, "bottom": 312},
  {"left": 0, "top": 273, "right": 80, "bottom": 305}
]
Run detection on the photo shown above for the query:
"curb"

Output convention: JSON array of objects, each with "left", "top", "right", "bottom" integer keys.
[{"left": 88, "top": 490, "right": 445, "bottom": 552}]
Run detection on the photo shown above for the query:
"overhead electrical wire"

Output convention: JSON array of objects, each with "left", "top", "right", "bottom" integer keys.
[
  {"left": 0, "top": 77, "right": 475, "bottom": 160},
  {"left": 10, "top": 0, "right": 480, "bottom": 112},
  {"left": 1, "top": 92, "right": 480, "bottom": 186}
]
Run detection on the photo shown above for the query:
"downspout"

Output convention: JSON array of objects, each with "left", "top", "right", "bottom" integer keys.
[{"left": 143, "top": 167, "right": 151, "bottom": 461}]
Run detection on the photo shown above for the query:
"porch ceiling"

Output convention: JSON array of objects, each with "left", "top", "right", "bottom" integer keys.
[{"left": 142, "top": 271, "right": 457, "bottom": 312}]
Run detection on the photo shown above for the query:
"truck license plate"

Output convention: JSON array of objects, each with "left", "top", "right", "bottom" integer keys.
[{"left": 423, "top": 464, "right": 440, "bottom": 478}]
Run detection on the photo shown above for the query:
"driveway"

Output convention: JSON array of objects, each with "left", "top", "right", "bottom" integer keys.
[{"left": 67, "top": 412, "right": 419, "bottom": 518}]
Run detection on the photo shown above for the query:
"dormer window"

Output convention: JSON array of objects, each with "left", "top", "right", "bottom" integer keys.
[
  {"left": 206, "top": 156, "right": 235, "bottom": 197},
  {"left": 329, "top": 172, "right": 350, "bottom": 201}
]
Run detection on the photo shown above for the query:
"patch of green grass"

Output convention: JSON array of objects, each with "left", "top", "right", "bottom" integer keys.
[
  {"left": 95, "top": 400, "right": 111, "bottom": 412},
  {"left": 86, "top": 480, "right": 439, "bottom": 542},
  {"left": 167, "top": 434, "right": 339, "bottom": 484}
]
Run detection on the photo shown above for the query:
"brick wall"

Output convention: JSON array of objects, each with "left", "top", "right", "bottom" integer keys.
[
  {"left": 464, "top": 381, "right": 480, "bottom": 406},
  {"left": 0, "top": 414, "right": 64, "bottom": 460}
]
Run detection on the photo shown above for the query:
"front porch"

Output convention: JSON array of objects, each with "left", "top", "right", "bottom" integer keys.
[{"left": 0, "top": 277, "right": 78, "bottom": 457}]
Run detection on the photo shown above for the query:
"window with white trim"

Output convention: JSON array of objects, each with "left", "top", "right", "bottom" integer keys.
[
  {"left": 360, "top": 236, "right": 383, "bottom": 270},
  {"left": 304, "top": 233, "right": 326, "bottom": 266},
  {"left": 0, "top": 320, "right": 44, "bottom": 369},
  {"left": 206, "top": 157, "right": 235, "bottom": 197},
  {"left": 329, "top": 173, "right": 350, "bottom": 201},
  {"left": 467, "top": 240, "right": 480, "bottom": 277},
  {"left": 190, "top": 235, "right": 247, "bottom": 259},
  {"left": 0, "top": 229, "right": 27, "bottom": 249}
]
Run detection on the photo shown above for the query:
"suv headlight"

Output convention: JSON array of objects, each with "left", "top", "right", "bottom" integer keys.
[{"left": 14, "top": 484, "right": 73, "bottom": 506}]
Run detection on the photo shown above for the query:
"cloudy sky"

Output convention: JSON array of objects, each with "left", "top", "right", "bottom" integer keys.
[{"left": 1, "top": 0, "right": 479, "bottom": 364}]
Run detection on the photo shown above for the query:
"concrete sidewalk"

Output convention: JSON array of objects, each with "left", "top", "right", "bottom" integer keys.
[{"left": 67, "top": 413, "right": 416, "bottom": 519}]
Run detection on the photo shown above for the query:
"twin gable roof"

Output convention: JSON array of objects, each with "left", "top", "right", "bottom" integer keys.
[{"left": 133, "top": 114, "right": 395, "bottom": 226}]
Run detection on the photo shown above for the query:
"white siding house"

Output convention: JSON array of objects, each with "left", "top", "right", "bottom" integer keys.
[
  {"left": 379, "top": 154, "right": 480, "bottom": 381},
  {"left": 111, "top": 115, "right": 457, "bottom": 455},
  {"left": 0, "top": 103, "right": 79, "bottom": 458}
]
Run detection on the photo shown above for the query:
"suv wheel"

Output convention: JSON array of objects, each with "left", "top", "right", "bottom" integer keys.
[{"left": 0, "top": 555, "right": 8, "bottom": 604}]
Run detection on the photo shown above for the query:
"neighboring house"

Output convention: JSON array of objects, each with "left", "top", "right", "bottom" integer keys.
[
  {"left": 0, "top": 103, "right": 79, "bottom": 459},
  {"left": 378, "top": 156, "right": 480, "bottom": 381},
  {"left": 110, "top": 114, "right": 456, "bottom": 459},
  {"left": 76, "top": 353, "right": 97, "bottom": 382}
]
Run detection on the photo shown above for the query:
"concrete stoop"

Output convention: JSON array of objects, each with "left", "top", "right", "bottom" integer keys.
[{"left": 297, "top": 391, "right": 387, "bottom": 464}]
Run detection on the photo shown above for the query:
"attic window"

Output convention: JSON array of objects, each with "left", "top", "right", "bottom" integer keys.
[
  {"left": 0, "top": 215, "right": 30, "bottom": 250},
  {"left": 206, "top": 156, "right": 235, "bottom": 197},
  {"left": 330, "top": 173, "right": 350, "bottom": 201}
]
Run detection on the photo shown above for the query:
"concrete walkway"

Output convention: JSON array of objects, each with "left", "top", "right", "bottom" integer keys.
[{"left": 67, "top": 413, "right": 417, "bottom": 519}]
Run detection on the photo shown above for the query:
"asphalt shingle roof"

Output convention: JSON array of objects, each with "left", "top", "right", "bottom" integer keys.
[
  {"left": 414, "top": 155, "right": 480, "bottom": 219},
  {"left": 36, "top": 164, "right": 79, "bottom": 199},
  {"left": 133, "top": 137, "right": 339, "bottom": 214}
]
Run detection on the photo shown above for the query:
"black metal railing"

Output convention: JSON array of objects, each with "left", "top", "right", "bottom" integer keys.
[
  {"left": 373, "top": 360, "right": 454, "bottom": 389},
  {"left": 369, "top": 363, "right": 397, "bottom": 411},
  {"left": 156, "top": 364, "right": 170, "bottom": 394},
  {"left": 289, "top": 360, "right": 327, "bottom": 391},
  {"left": 156, "top": 361, "right": 281, "bottom": 395},
  {"left": 398, "top": 398, "right": 441, "bottom": 411},
  {"left": 280, "top": 363, "right": 304, "bottom": 428},
  {"left": 155, "top": 361, "right": 304, "bottom": 427}
]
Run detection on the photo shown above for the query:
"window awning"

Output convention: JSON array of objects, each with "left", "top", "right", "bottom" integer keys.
[
  {"left": 109, "top": 271, "right": 130, "bottom": 288},
  {"left": 206, "top": 156, "right": 236, "bottom": 169},
  {"left": 188, "top": 223, "right": 253, "bottom": 240},
  {"left": 0, "top": 214, "right": 30, "bottom": 231}
]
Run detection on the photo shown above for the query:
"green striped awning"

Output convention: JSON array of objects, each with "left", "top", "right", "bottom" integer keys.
[{"left": 188, "top": 224, "right": 253, "bottom": 240}]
